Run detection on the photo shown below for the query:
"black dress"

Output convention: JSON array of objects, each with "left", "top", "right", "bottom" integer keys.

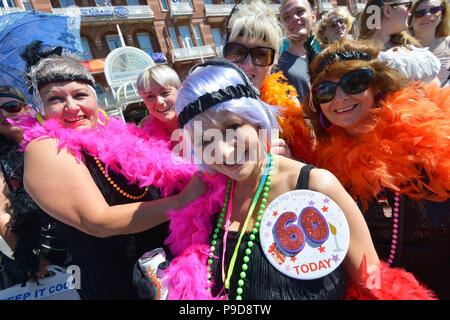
[
  {"left": 363, "top": 192, "right": 450, "bottom": 299},
  {"left": 210, "top": 165, "right": 347, "bottom": 300},
  {"left": 52, "top": 153, "right": 169, "bottom": 300}
]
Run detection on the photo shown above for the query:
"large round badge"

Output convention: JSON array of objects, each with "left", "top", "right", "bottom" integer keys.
[{"left": 259, "top": 190, "right": 350, "bottom": 280}]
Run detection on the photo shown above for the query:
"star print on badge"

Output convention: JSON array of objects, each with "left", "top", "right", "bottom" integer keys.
[
  {"left": 318, "top": 246, "right": 326, "bottom": 253},
  {"left": 321, "top": 206, "right": 328, "bottom": 212},
  {"left": 273, "top": 211, "right": 278, "bottom": 217},
  {"left": 323, "top": 198, "right": 330, "bottom": 204},
  {"left": 309, "top": 200, "right": 315, "bottom": 206},
  {"left": 290, "top": 256, "right": 297, "bottom": 263},
  {"left": 332, "top": 254, "right": 340, "bottom": 263}
]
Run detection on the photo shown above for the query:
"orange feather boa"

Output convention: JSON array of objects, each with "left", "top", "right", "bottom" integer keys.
[
  {"left": 260, "top": 72, "right": 315, "bottom": 164},
  {"left": 315, "top": 83, "right": 450, "bottom": 209}
]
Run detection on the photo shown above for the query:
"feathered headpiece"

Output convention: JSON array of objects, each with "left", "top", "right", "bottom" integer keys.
[{"left": 20, "top": 40, "right": 95, "bottom": 115}]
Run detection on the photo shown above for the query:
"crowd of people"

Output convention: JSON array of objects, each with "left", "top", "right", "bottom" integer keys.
[{"left": 0, "top": 0, "right": 448, "bottom": 301}]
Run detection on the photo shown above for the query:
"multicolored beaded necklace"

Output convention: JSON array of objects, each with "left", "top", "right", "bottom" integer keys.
[{"left": 207, "top": 153, "right": 274, "bottom": 300}]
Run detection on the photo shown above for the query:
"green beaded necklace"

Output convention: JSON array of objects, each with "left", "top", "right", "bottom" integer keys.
[{"left": 207, "top": 153, "right": 274, "bottom": 300}]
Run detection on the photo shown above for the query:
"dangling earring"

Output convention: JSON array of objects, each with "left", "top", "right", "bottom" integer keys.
[
  {"left": 97, "top": 108, "right": 109, "bottom": 126},
  {"left": 375, "top": 93, "right": 386, "bottom": 108},
  {"left": 319, "top": 111, "right": 332, "bottom": 129},
  {"left": 36, "top": 113, "right": 44, "bottom": 124}
]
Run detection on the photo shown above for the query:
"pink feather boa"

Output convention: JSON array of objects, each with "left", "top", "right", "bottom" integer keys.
[
  {"left": 19, "top": 116, "right": 195, "bottom": 197},
  {"left": 18, "top": 115, "right": 230, "bottom": 299}
]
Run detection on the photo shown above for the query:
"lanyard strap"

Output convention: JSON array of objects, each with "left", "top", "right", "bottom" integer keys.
[{"left": 224, "top": 154, "right": 271, "bottom": 289}]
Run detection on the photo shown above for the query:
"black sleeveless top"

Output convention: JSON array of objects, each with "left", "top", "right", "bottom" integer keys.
[
  {"left": 53, "top": 153, "right": 170, "bottom": 300},
  {"left": 363, "top": 192, "right": 450, "bottom": 299},
  {"left": 210, "top": 165, "right": 347, "bottom": 300}
]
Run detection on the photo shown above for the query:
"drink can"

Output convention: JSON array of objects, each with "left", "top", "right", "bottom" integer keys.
[{"left": 138, "top": 248, "right": 169, "bottom": 300}]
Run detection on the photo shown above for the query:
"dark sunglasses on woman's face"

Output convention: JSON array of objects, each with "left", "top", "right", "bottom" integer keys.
[
  {"left": 0, "top": 101, "right": 25, "bottom": 113},
  {"left": 223, "top": 42, "right": 275, "bottom": 67},
  {"left": 413, "top": 5, "right": 444, "bottom": 18},
  {"left": 328, "top": 18, "right": 346, "bottom": 28},
  {"left": 312, "top": 68, "right": 374, "bottom": 104}
]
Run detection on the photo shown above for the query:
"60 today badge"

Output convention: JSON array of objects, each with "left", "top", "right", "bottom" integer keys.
[{"left": 259, "top": 189, "right": 350, "bottom": 280}]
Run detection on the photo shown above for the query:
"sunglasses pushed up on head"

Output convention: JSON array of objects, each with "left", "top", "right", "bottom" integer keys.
[
  {"left": 223, "top": 42, "right": 275, "bottom": 67},
  {"left": 312, "top": 68, "right": 374, "bottom": 103}
]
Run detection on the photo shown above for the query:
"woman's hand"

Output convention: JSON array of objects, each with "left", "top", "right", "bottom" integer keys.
[
  {"left": 271, "top": 138, "right": 292, "bottom": 158},
  {"left": 177, "top": 172, "right": 209, "bottom": 208}
]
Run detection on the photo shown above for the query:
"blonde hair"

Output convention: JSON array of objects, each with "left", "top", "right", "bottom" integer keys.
[
  {"left": 137, "top": 64, "right": 181, "bottom": 94},
  {"left": 409, "top": 0, "right": 450, "bottom": 37},
  {"left": 316, "top": 7, "right": 355, "bottom": 47},
  {"left": 359, "top": 0, "right": 422, "bottom": 47},
  {"left": 227, "top": 0, "right": 284, "bottom": 64}
]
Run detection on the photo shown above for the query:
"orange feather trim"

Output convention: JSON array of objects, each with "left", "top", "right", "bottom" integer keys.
[
  {"left": 316, "top": 83, "right": 450, "bottom": 210},
  {"left": 260, "top": 72, "right": 315, "bottom": 164}
]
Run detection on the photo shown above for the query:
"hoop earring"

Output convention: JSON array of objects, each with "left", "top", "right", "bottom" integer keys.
[
  {"left": 203, "top": 171, "right": 218, "bottom": 179},
  {"left": 319, "top": 111, "right": 332, "bottom": 129},
  {"left": 36, "top": 113, "right": 44, "bottom": 124},
  {"left": 97, "top": 108, "right": 109, "bottom": 126}
]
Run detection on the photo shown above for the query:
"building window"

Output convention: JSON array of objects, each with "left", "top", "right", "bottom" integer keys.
[
  {"left": 193, "top": 25, "right": 203, "bottom": 46},
  {"left": 79, "top": 38, "right": 93, "bottom": 61},
  {"left": 106, "top": 35, "right": 123, "bottom": 51},
  {"left": 179, "top": 26, "right": 193, "bottom": 48},
  {"left": 22, "top": 0, "right": 33, "bottom": 10},
  {"left": 168, "top": 27, "right": 179, "bottom": 49},
  {"left": 0, "top": 0, "right": 16, "bottom": 8},
  {"left": 126, "top": 0, "right": 139, "bottom": 5},
  {"left": 211, "top": 28, "right": 223, "bottom": 48},
  {"left": 137, "top": 33, "right": 153, "bottom": 54},
  {"left": 59, "top": 0, "right": 75, "bottom": 7},
  {"left": 160, "top": 0, "right": 168, "bottom": 10}
]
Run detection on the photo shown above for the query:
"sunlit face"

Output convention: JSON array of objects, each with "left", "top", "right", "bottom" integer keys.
[
  {"left": 0, "top": 96, "right": 27, "bottom": 142},
  {"left": 324, "top": 15, "right": 348, "bottom": 43},
  {"left": 230, "top": 37, "right": 273, "bottom": 90},
  {"left": 140, "top": 82, "right": 178, "bottom": 123},
  {"left": 281, "top": 0, "right": 315, "bottom": 40},
  {"left": 386, "top": 2, "right": 412, "bottom": 33},
  {"left": 192, "top": 110, "right": 262, "bottom": 181},
  {"left": 40, "top": 81, "right": 98, "bottom": 130},
  {"left": 411, "top": 0, "right": 443, "bottom": 33},
  {"left": 319, "top": 76, "right": 375, "bottom": 136}
]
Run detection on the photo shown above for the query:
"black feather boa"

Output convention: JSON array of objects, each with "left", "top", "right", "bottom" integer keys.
[{"left": 0, "top": 135, "right": 66, "bottom": 284}]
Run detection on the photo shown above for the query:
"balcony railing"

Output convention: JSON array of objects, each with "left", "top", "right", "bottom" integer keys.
[
  {"left": 52, "top": 5, "right": 154, "bottom": 22},
  {"left": 170, "top": 2, "right": 193, "bottom": 17},
  {"left": 318, "top": 0, "right": 334, "bottom": 11},
  {"left": 0, "top": 7, "right": 24, "bottom": 15},
  {"left": 204, "top": 3, "right": 280, "bottom": 16},
  {"left": 172, "top": 45, "right": 216, "bottom": 62},
  {"left": 204, "top": 4, "right": 234, "bottom": 16}
]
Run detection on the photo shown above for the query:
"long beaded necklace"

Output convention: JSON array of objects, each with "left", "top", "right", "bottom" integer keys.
[
  {"left": 355, "top": 187, "right": 400, "bottom": 266},
  {"left": 207, "top": 153, "right": 274, "bottom": 300},
  {"left": 93, "top": 156, "right": 149, "bottom": 200}
]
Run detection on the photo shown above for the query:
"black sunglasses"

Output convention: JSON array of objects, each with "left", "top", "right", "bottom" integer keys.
[
  {"left": 328, "top": 18, "right": 347, "bottom": 28},
  {"left": 312, "top": 68, "right": 374, "bottom": 103},
  {"left": 0, "top": 101, "right": 25, "bottom": 113},
  {"left": 391, "top": 1, "right": 412, "bottom": 9},
  {"left": 223, "top": 42, "right": 275, "bottom": 67},
  {"left": 413, "top": 5, "right": 444, "bottom": 18}
]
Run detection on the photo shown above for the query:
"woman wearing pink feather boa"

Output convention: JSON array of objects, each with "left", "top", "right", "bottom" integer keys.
[
  {"left": 162, "top": 60, "right": 436, "bottom": 300},
  {"left": 17, "top": 42, "right": 208, "bottom": 299}
]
